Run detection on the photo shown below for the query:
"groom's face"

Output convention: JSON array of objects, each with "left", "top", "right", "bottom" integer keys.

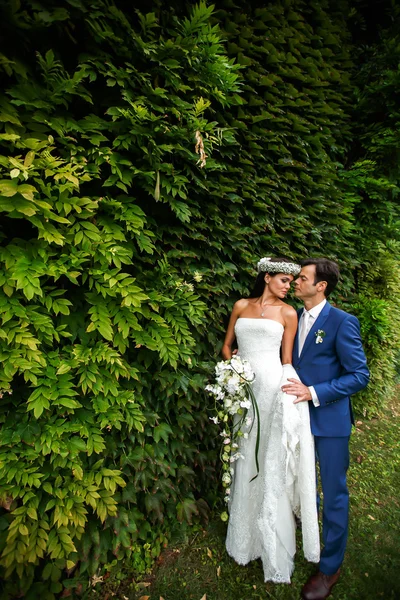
[{"left": 294, "top": 265, "right": 318, "bottom": 300}]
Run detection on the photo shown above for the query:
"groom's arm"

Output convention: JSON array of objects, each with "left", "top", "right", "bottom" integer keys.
[{"left": 312, "top": 315, "right": 369, "bottom": 407}]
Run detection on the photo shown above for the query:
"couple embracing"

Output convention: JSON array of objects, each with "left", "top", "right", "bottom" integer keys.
[{"left": 221, "top": 257, "right": 369, "bottom": 600}]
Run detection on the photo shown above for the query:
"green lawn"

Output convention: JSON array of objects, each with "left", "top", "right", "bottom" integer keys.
[{"left": 94, "top": 395, "right": 400, "bottom": 600}]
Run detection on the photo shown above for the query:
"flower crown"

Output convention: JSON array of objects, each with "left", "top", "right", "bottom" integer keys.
[{"left": 257, "top": 257, "right": 301, "bottom": 276}]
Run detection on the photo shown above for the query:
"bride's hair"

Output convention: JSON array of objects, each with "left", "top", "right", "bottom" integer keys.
[{"left": 248, "top": 257, "right": 294, "bottom": 298}]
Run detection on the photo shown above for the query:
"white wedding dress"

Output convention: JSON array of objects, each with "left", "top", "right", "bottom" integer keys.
[{"left": 225, "top": 318, "right": 320, "bottom": 583}]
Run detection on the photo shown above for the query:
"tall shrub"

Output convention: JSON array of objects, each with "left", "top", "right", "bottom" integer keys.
[
  {"left": 341, "top": 1, "right": 400, "bottom": 415},
  {"left": 164, "top": 0, "right": 359, "bottom": 357},
  {"left": 349, "top": 245, "right": 400, "bottom": 416},
  {"left": 0, "top": 2, "right": 240, "bottom": 596}
]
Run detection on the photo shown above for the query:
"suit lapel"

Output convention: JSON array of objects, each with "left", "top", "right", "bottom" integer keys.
[
  {"left": 298, "top": 302, "right": 331, "bottom": 362},
  {"left": 294, "top": 308, "right": 302, "bottom": 359}
]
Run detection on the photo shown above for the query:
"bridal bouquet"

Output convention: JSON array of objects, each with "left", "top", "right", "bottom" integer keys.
[{"left": 205, "top": 355, "right": 259, "bottom": 519}]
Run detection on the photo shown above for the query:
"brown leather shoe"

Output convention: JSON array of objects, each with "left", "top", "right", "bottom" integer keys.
[{"left": 301, "top": 569, "right": 340, "bottom": 600}]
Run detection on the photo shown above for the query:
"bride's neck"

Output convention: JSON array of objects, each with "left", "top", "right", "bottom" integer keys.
[{"left": 259, "top": 291, "right": 279, "bottom": 305}]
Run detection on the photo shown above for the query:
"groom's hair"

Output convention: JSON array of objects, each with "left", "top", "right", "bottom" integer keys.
[{"left": 301, "top": 258, "right": 339, "bottom": 297}]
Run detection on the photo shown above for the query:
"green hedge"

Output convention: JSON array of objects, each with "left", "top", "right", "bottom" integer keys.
[
  {"left": 0, "top": 3, "right": 239, "bottom": 596},
  {"left": 340, "top": 3, "right": 400, "bottom": 415},
  {"left": 0, "top": 0, "right": 398, "bottom": 596}
]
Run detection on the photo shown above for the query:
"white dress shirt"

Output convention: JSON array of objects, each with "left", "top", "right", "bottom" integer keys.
[{"left": 300, "top": 299, "right": 326, "bottom": 407}]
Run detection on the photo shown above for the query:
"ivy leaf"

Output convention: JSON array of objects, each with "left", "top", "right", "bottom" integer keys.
[
  {"left": 0, "top": 179, "right": 18, "bottom": 196},
  {"left": 176, "top": 498, "right": 199, "bottom": 524},
  {"left": 153, "top": 423, "right": 173, "bottom": 444}
]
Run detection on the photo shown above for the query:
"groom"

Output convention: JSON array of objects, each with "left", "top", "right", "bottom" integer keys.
[{"left": 282, "top": 258, "right": 369, "bottom": 600}]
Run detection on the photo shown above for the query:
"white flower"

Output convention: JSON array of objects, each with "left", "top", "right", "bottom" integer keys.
[
  {"left": 231, "top": 356, "right": 244, "bottom": 373},
  {"left": 245, "top": 416, "right": 252, "bottom": 427},
  {"left": 213, "top": 385, "right": 224, "bottom": 400},
  {"left": 243, "top": 367, "right": 254, "bottom": 381},
  {"left": 240, "top": 399, "right": 251, "bottom": 409},
  {"left": 222, "top": 473, "right": 231, "bottom": 484},
  {"left": 230, "top": 452, "right": 244, "bottom": 463},
  {"left": 209, "top": 416, "right": 219, "bottom": 425},
  {"left": 216, "top": 361, "right": 228, "bottom": 372},
  {"left": 243, "top": 433, "right": 249, "bottom": 439},
  {"left": 223, "top": 438, "right": 231, "bottom": 445},
  {"left": 226, "top": 376, "right": 240, "bottom": 394}
]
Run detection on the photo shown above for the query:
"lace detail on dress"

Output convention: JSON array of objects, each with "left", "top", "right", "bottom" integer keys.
[{"left": 225, "top": 319, "right": 320, "bottom": 583}]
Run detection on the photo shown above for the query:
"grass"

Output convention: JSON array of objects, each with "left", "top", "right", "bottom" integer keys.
[{"left": 92, "top": 395, "right": 400, "bottom": 600}]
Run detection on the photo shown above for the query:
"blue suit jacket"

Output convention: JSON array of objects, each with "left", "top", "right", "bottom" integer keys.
[{"left": 292, "top": 302, "right": 369, "bottom": 437}]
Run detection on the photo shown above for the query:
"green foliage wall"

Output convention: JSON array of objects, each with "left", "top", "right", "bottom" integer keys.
[
  {"left": 0, "top": 2, "right": 239, "bottom": 596},
  {"left": 0, "top": 0, "right": 398, "bottom": 596},
  {"left": 340, "top": 3, "right": 400, "bottom": 415},
  {"left": 212, "top": 0, "right": 355, "bottom": 263}
]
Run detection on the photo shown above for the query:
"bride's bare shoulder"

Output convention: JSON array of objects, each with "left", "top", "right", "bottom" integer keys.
[
  {"left": 233, "top": 298, "right": 252, "bottom": 313},
  {"left": 281, "top": 303, "right": 298, "bottom": 320},
  {"left": 234, "top": 298, "right": 250, "bottom": 308}
]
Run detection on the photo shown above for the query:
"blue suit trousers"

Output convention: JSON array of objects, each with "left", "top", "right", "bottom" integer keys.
[{"left": 315, "top": 436, "right": 350, "bottom": 575}]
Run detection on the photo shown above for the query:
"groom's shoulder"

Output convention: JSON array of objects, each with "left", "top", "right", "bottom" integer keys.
[{"left": 328, "top": 304, "right": 359, "bottom": 325}]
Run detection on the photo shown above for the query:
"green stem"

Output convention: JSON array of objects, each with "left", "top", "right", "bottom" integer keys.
[{"left": 247, "top": 384, "right": 260, "bottom": 482}]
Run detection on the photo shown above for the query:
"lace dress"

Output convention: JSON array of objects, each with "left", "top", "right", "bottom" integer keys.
[{"left": 225, "top": 318, "right": 320, "bottom": 583}]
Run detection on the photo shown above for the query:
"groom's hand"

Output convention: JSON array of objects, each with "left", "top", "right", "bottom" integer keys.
[{"left": 281, "top": 378, "right": 312, "bottom": 403}]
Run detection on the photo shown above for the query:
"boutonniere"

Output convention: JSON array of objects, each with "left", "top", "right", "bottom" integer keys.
[{"left": 315, "top": 330, "right": 326, "bottom": 344}]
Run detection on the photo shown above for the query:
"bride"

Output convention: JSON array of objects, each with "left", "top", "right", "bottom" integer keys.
[{"left": 222, "top": 257, "right": 320, "bottom": 583}]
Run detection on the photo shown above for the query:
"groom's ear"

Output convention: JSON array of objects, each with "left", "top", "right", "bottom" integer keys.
[{"left": 316, "top": 280, "right": 327, "bottom": 294}]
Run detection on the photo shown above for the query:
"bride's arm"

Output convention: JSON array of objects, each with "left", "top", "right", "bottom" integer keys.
[
  {"left": 281, "top": 305, "right": 298, "bottom": 365},
  {"left": 221, "top": 299, "right": 246, "bottom": 360}
]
